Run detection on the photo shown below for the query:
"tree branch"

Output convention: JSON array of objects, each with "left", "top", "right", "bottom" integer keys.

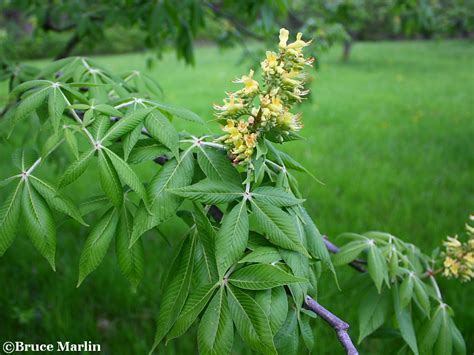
[{"left": 304, "top": 296, "right": 359, "bottom": 355}]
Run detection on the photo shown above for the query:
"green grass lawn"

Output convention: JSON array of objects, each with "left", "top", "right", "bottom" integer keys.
[{"left": 0, "top": 40, "right": 473, "bottom": 354}]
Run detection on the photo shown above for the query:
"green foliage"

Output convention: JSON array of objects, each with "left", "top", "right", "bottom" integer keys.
[{"left": 0, "top": 44, "right": 468, "bottom": 355}]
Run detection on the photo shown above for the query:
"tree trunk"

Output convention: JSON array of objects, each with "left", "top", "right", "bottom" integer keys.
[{"left": 342, "top": 40, "right": 352, "bottom": 62}]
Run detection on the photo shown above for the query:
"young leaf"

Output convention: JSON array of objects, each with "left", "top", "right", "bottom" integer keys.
[
  {"left": 300, "top": 207, "right": 336, "bottom": 276},
  {"left": 419, "top": 306, "right": 443, "bottom": 354},
  {"left": 358, "top": 288, "right": 391, "bottom": 343},
  {"left": 197, "top": 146, "right": 241, "bottom": 185},
  {"left": 368, "top": 244, "right": 388, "bottom": 293},
  {"left": 0, "top": 181, "right": 24, "bottom": 256},
  {"left": 169, "top": 180, "right": 243, "bottom": 205},
  {"left": 413, "top": 276, "right": 431, "bottom": 317},
  {"left": 250, "top": 199, "right": 309, "bottom": 257},
  {"left": 103, "top": 108, "right": 152, "bottom": 142},
  {"left": 12, "top": 86, "right": 50, "bottom": 129},
  {"left": 77, "top": 208, "right": 118, "bottom": 286},
  {"left": 91, "top": 115, "right": 111, "bottom": 140},
  {"left": 399, "top": 274, "right": 414, "bottom": 308},
  {"left": 227, "top": 285, "right": 277, "bottom": 354},
  {"left": 229, "top": 264, "right": 306, "bottom": 290},
  {"left": 216, "top": 201, "right": 249, "bottom": 277},
  {"left": 64, "top": 128, "right": 79, "bottom": 159},
  {"left": 197, "top": 287, "right": 234, "bottom": 355},
  {"left": 167, "top": 282, "right": 219, "bottom": 341},
  {"left": 255, "top": 286, "right": 288, "bottom": 334},
  {"left": 104, "top": 148, "right": 148, "bottom": 209},
  {"left": 393, "top": 284, "right": 419, "bottom": 355},
  {"left": 127, "top": 140, "right": 169, "bottom": 164},
  {"left": 151, "top": 101, "right": 204, "bottom": 124},
  {"left": 435, "top": 309, "right": 452, "bottom": 355},
  {"left": 332, "top": 240, "right": 367, "bottom": 266},
  {"left": 21, "top": 182, "right": 56, "bottom": 270},
  {"left": 30, "top": 176, "right": 87, "bottom": 226},
  {"left": 59, "top": 149, "right": 95, "bottom": 188},
  {"left": 144, "top": 112, "right": 180, "bottom": 158},
  {"left": 274, "top": 308, "right": 299, "bottom": 354},
  {"left": 116, "top": 208, "right": 144, "bottom": 291},
  {"left": 98, "top": 150, "right": 123, "bottom": 208},
  {"left": 448, "top": 317, "right": 466, "bottom": 355},
  {"left": 122, "top": 123, "right": 143, "bottom": 161},
  {"left": 251, "top": 186, "right": 304, "bottom": 207},
  {"left": 94, "top": 104, "right": 124, "bottom": 117},
  {"left": 152, "top": 234, "right": 196, "bottom": 349},
  {"left": 48, "top": 87, "right": 67, "bottom": 133}
]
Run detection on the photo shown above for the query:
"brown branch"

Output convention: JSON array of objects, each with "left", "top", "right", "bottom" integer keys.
[{"left": 304, "top": 296, "right": 359, "bottom": 355}]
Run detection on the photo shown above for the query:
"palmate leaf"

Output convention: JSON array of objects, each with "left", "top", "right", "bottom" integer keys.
[
  {"left": 127, "top": 140, "right": 169, "bottom": 164},
  {"left": 21, "top": 182, "right": 56, "bottom": 270},
  {"left": 103, "top": 148, "right": 149, "bottom": 210},
  {"left": 393, "top": 284, "right": 419, "bottom": 355},
  {"left": 332, "top": 240, "right": 367, "bottom": 266},
  {"left": 30, "top": 176, "right": 87, "bottom": 226},
  {"left": 131, "top": 153, "right": 194, "bottom": 246},
  {"left": 255, "top": 286, "right": 288, "bottom": 334},
  {"left": 298, "top": 315, "right": 315, "bottom": 351},
  {"left": 144, "top": 111, "right": 180, "bottom": 158},
  {"left": 251, "top": 186, "right": 304, "bottom": 207},
  {"left": 48, "top": 87, "right": 67, "bottom": 133},
  {"left": 10, "top": 79, "right": 50, "bottom": 97},
  {"left": 197, "top": 146, "right": 241, "bottom": 185},
  {"left": 152, "top": 234, "right": 196, "bottom": 351},
  {"left": 250, "top": 199, "right": 309, "bottom": 257},
  {"left": 167, "top": 282, "right": 219, "bottom": 341},
  {"left": 193, "top": 203, "right": 219, "bottom": 282},
  {"left": 197, "top": 287, "right": 234, "bottom": 355},
  {"left": 0, "top": 181, "right": 24, "bottom": 256},
  {"left": 94, "top": 104, "right": 123, "bottom": 117},
  {"left": 115, "top": 208, "right": 144, "bottom": 291},
  {"left": 358, "top": 287, "right": 391, "bottom": 343},
  {"left": 413, "top": 276, "right": 431, "bottom": 317},
  {"left": 229, "top": 264, "right": 306, "bottom": 290},
  {"left": 151, "top": 101, "right": 204, "bottom": 124},
  {"left": 122, "top": 123, "right": 143, "bottom": 161},
  {"left": 399, "top": 274, "right": 414, "bottom": 308},
  {"left": 280, "top": 249, "right": 309, "bottom": 309},
  {"left": 11, "top": 86, "right": 50, "bottom": 133},
  {"left": 216, "top": 200, "right": 249, "bottom": 277},
  {"left": 77, "top": 208, "right": 118, "bottom": 286},
  {"left": 64, "top": 128, "right": 79, "bottom": 159},
  {"left": 367, "top": 244, "right": 389, "bottom": 293},
  {"left": 274, "top": 308, "right": 299, "bottom": 354},
  {"left": 169, "top": 180, "right": 243, "bottom": 205},
  {"left": 227, "top": 285, "right": 277, "bottom": 354},
  {"left": 103, "top": 108, "right": 152, "bottom": 142},
  {"left": 59, "top": 149, "right": 95, "bottom": 188},
  {"left": 239, "top": 246, "right": 282, "bottom": 264},
  {"left": 98, "top": 150, "right": 123, "bottom": 208}
]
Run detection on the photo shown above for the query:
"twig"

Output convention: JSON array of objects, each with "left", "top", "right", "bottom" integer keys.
[
  {"left": 304, "top": 296, "right": 358, "bottom": 355},
  {"left": 323, "top": 236, "right": 367, "bottom": 273}
]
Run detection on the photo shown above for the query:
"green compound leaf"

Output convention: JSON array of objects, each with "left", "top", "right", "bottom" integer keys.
[
  {"left": 251, "top": 186, "right": 304, "bottom": 207},
  {"left": 77, "top": 208, "right": 118, "bottom": 286},
  {"left": 30, "top": 176, "right": 87, "bottom": 226},
  {"left": 250, "top": 199, "right": 309, "bottom": 257},
  {"left": 229, "top": 264, "right": 306, "bottom": 290},
  {"left": 255, "top": 286, "right": 288, "bottom": 334},
  {"left": 22, "top": 182, "right": 56, "bottom": 270},
  {"left": 59, "top": 149, "right": 95, "bottom": 188},
  {"left": 151, "top": 101, "right": 204, "bottom": 124},
  {"left": 332, "top": 240, "right": 367, "bottom": 266},
  {"left": 98, "top": 150, "right": 123, "bottom": 208},
  {"left": 193, "top": 203, "right": 219, "bottom": 282},
  {"left": 167, "top": 282, "right": 219, "bottom": 341},
  {"left": 151, "top": 234, "right": 196, "bottom": 351},
  {"left": 0, "top": 181, "right": 24, "bottom": 256},
  {"left": 197, "top": 146, "right": 241, "bottom": 185},
  {"left": 197, "top": 287, "right": 234, "bottom": 355},
  {"left": 216, "top": 200, "right": 249, "bottom": 277},
  {"left": 227, "top": 285, "right": 277, "bottom": 354},
  {"left": 144, "top": 111, "right": 180, "bottom": 158},
  {"left": 48, "top": 87, "right": 67, "bottom": 133},
  {"left": 104, "top": 148, "right": 149, "bottom": 210},
  {"left": 358, "top": 287, "right": 391, "bottom": 343},
  {"left": 367, "top": 243, "right": 389, "bottom": 293},
  {"left": 169, "top": 180, "right": 244, "bottom": 205},
  {"left": 115, "top": 207, "right": 144, "bottom": 292}
]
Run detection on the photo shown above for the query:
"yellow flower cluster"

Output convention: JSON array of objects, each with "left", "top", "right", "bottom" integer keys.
[
  {"left": 215, "top": 28, "right": 313, "bottom": 164},
  {"left": 217, "top": 119, "right": 257, "bottom": 163},
  {"left": 442, "top": 215, "right": 474, "bottom": 282}
]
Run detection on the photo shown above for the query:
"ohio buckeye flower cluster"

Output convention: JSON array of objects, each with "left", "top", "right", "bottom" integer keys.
[
  {"left": 215, "top": 28, "right": 313, "bottom": 164},
  {"left": 442, "top": 215, "right": 474, "bottom": 282}
]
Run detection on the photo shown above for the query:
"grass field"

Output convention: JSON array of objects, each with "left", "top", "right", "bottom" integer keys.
[{"left": 0, "top": 40, "right": 473, "bottom": 354}]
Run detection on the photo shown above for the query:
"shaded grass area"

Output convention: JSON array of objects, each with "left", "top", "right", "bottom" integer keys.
[{"left": 0, "top": 40, "right": 473, "bottom": 354}]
